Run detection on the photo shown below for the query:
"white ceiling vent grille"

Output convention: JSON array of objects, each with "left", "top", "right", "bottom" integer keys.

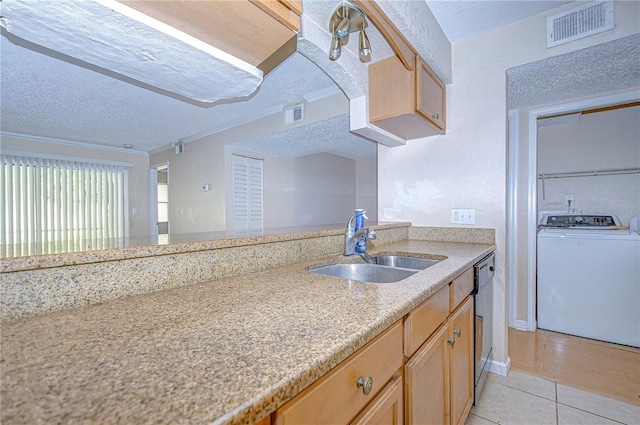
[
  {"left": 547, "top": 1, "right": 613, "bottom": 48},
  {"left": 284, "top": 103, "right": 304, "bottom": 125}
]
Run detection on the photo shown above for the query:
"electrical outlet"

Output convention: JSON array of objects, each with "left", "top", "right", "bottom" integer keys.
[
  {"left": 565, "top": 193, "right": 575, "bottom": 206},
  {"left": 451, "top": 208, "right": 476, "bottom": 225}
]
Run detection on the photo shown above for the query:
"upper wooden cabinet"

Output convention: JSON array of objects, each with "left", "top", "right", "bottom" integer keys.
[
  {"left": 416, "top": 56, "right": 446, "bottom": 130},
  {"left": 119, "top": 0, "right": 301, "bottom": 75},
  {"left": 369, "top": 53, "right": 446, "bottom": 139}
]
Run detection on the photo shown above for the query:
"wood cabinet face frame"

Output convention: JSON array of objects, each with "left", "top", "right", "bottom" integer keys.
[{"left": 415, "top": 55, "right": 446, "bottom": 130}]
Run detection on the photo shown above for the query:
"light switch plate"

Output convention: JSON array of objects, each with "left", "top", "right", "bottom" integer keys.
[{"left": 451, "top": 208, "right": 475, "bottom": 225}]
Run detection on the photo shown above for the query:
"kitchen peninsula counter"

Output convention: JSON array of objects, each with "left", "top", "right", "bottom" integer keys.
[{"left": 1, "top": 239, "right": 494, "bottom": 425}]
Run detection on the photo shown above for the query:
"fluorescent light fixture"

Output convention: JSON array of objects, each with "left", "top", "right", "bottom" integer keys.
[{"left": 1, "top": 0, "right": 263, "bottom": 104}]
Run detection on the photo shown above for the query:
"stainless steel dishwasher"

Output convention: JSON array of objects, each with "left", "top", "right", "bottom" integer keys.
[{"left": 473, "top": 252, "right": 495, "bottom": 405}]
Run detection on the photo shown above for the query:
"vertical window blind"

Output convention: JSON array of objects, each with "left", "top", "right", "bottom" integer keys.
[
  {"left": 232, "top": 154, "right": 263, "bottom": 233},
  {"left": 1, "top": 154, "right": 128, "bottom": 257}
]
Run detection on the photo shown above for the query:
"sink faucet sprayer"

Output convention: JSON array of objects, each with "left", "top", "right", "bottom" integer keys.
[{"left": 344, "top": 210, "right": 377, "bottom": 263}]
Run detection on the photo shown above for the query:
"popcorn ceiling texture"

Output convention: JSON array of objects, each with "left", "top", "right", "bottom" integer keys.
[
  {"left": 232, "top": 114, "right": 377, "bottom": 160},
  {"left": 508, "top": 34, "right": 640, "bottom": 109},
  {"left": 1, "top": 1, "right": 262, "bottom": 104}
]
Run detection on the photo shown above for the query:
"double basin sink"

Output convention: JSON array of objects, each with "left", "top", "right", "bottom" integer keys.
[{"left": 309, "top": 255, "right": 442, "bottom": 283}]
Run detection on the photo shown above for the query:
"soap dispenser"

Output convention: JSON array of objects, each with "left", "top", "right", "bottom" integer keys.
[{"left": 354, "top": 209, "right": 368, "bottom": 253}]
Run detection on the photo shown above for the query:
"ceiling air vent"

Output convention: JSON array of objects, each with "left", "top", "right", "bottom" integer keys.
[
  {"left": 284, "top": 103, "right": 304, "bottom": 125},
  {"left": 547, "top": 1, "right": 613, "bottom": 48}
]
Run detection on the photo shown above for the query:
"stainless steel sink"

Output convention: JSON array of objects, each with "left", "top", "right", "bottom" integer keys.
[
  {"left": 373, "top": 255, "right": 441, "bottom": 270},
  {"left": 310, "top": 263, "right": 418, "bottom": 283}
]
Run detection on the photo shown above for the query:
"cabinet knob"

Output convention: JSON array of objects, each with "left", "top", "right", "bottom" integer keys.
[
  {"left": 453, "top": 328, "right": 462, "bottom": 337},
  {"left": 357, "top": 376, "right": 374, "bottom": 395},
  {"left": 432, "top": 113, "right": 439, "bottom": 119},
  {"left": 447, "top": 337, "right": 456, "bottom": 347}
]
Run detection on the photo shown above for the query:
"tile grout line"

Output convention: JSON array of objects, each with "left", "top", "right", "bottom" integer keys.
[
  {"left": 468, "top": 412, "right": 500, "bottom": 424},
  {"left": 497, "top": 373, "right": 636, "bottom": 425},
  {"left": 555, "top": 401, "right": 630, "bottom": 425},
  {"left": 552, "top": 376, "right": 636, "bottom": 424},
  {"left": 555, "top": 382, "right": 559, "bottom": 425},
  {"left": 491, "top": 379, "right": 557, "bottom": 403}
]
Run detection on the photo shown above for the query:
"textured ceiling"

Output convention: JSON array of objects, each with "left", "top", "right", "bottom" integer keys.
[
  {"left": 1, "top": 0, "right": 262, "bottom": 104},
  {"left": 232, "top": 114, "right": 377, "bottom": 159},
  {"left": 0, "top": 1, "right": 625, "bottom": 158},
  {"left": 508, "top": 34, "right": 640, "bottom": 110},
  {"left": 426, "top": 0, "right": 571, "bottom": 43},
  {"left": 0, "top": 37, "right": 339, "bottom": 153}
]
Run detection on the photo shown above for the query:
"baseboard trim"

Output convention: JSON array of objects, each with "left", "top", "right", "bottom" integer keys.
[
  {"left": 488, "top": 356, "right": 511, "bottom": 377},
  {"left": 513, "top": 319, "right": 529, "bottom": 331}
]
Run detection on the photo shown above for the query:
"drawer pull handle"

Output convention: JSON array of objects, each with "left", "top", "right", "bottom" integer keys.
[
  {"left": 453, "top": 328, "right": 462, "bottom": 337},
  {"left": 432, "top": 113, "right": 439, "bottom": 119},
  {"left": 447, "top": 337, "right": 456, "bottom": 347},
  {"left": 357, "top": 376, "right": 373, "bottom": 395}
]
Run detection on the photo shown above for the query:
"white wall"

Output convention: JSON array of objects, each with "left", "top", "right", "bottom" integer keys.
[
  {"left": 151, "top": 92, "right": 377, "bottom": 234},
  {"left": 356, "top": 155, "right": 378, "bottom": 222},
  {"left": 0, "top": 135, "right": 150, "bottom": 237},
  {"left": 377, "top": 1, "right": 640, "bottom": 371},
  {"left": 263, "top": 153, "right": 360, "bottom": 228},
  {"left": 538, "top": 106, "right": 640, "bottom": 225},
  {"left": 151, "top": 135, "right": 225, "bottom": 234}
]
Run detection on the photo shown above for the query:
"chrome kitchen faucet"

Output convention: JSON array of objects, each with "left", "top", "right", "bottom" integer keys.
[{"left": 344, "top": 211, "right": 377, "bottom": 263}]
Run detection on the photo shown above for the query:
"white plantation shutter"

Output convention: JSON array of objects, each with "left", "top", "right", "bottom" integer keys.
[
  {"left": 232, "top": 154, "right": 263, "bottom": 232},
  {"left": 1, "top": 154, "right": 127, "bottom": 256}
]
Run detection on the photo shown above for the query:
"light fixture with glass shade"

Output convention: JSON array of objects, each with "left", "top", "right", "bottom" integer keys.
[{"left": 328, "top": 2, "right": 371, "bottom": 63}]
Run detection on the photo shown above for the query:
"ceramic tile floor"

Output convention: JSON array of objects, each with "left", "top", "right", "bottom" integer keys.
[{"left": 466, "top": 370, "right": 640, "bottom": 425}]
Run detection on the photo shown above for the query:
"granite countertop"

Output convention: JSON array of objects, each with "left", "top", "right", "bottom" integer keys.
[{"left": 0, "top": 239, "right": 495, "bottom": 425}]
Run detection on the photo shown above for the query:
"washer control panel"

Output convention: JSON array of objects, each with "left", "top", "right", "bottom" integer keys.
[{"left": 540, "top": 215, "right": 618, "bottom": 228}]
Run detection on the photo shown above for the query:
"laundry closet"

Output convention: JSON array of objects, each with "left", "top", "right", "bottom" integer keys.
[{"left": 535, "top": 103, "right": 640, "bottom": 347}]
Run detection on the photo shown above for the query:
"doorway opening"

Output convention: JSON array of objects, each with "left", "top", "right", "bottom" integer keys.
[
  {"left": 150, "top": 163, "right": 169, "bottom": 244},
  {"left": 506, "top": 90, "right": 639, "bottom": 332}
]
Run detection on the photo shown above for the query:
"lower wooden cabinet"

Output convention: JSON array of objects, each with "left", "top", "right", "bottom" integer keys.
[
  {"left": 405, "top": 323, "right": 450, "bottom": 425},
  {"left": 270, "top": 267, "right": 477, "bottom": 425},
  {"left": 450, "top": 297, "right": 474, "bottom": 425},
  {"left": 405, "top": 296, "right": 474, "bottom": 425},
  {"left": 273, "top": 321, "right": 403, "bottom": 425}
]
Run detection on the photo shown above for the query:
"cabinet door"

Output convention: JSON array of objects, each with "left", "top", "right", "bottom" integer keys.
[
  {"left": 415, "top": 55, "right": 445, "bottom": 130},
  {"left": 350, "top": 374, "right": 403, "bottom": 425},
  {"left": 405, "top": 324, "right": 450, "bottom": 425},
  {"left": 450, "top": 297, "right": 474, "bottom": 425}
]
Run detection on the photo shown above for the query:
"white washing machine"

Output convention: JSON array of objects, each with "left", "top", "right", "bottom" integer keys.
[{"left": 537, "top": 214, "right": 640, "bottom": 347}]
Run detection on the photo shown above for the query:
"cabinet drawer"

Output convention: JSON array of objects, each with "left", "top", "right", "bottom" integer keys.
[
  {"left": 404, "top": 285, "right": 449, "bottom": 357},
  {"left": 450, "top": 268, "right": 473, "bottom": 312},
  {"left": 274, "top": 321, "right": 403, "bottom": 425}
]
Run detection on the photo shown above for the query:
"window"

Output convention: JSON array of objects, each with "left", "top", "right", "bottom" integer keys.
[
  {"left": 232, "top": 154, "right": 263, "bottom": 233},
  {"left": 1, "top": 153, "right": 128, "bottom": 256}
]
